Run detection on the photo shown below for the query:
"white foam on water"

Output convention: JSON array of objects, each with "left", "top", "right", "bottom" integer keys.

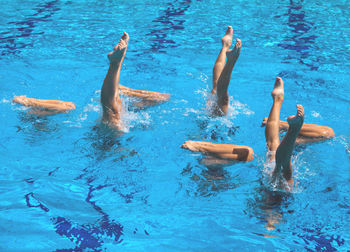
[
  {"left": 311, "top": 110, "right": 321, "bottom": 118},
  {"left": 1, "top": 98, "right": 10, "bottom": 103},
  {"left": 262, "top": 150, "right": 305, "bottom": 193},
  {"left": 183, "top": 108, "right": 201, "bottom": 116}
]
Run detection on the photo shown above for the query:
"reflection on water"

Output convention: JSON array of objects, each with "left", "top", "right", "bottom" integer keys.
[
  {"left": 147, "top": 0, "right": 191, "bottom": 53},
  {"left": 277, "top": 0, "right": 319, "bottom": 70},
  {"left": 1, "top": 0, "right": 61, "bottom": 56}
]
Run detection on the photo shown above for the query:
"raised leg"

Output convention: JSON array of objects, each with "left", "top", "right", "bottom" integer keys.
[
  {"left": 181, "top": 140, "right": 254, "bottom": 161},
  {"left": 13, "top": 96, "right": 75, "bottom": 115},
  {"left": 100, "top": 32, "right": 129, "bottom": 128},
  {"left": 274, "top": 105, "right": 304, "bottom": 184},
  {"left": 265, "top": 77, "right": 284, "bottom": 161},
  {"left": 212, "top": 26, "right": 233, "bottom": 95},
  {"left": 216, "top": 38, "right": 241, "bottom": 115}
]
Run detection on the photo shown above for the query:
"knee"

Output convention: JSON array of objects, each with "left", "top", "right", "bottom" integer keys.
[
  {"left": 66, "top": 102, "right": 76, "bottom": 110},
  {"left": 323, "top": 127, "right": 335, "bottom": 138},
  {"left": 266, "top": 140, "right": 279, "bottom": 152},
  {"left": 246, "top": 147, "right": 255, "bottom": 161},
  {"left": 236, "top": 146, "right": 254, "bottom": 161}
]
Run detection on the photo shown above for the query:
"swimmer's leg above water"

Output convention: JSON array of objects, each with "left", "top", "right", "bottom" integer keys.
[
  {"left": 265, "top": 77, "right": 284, "bottom": 162},
  {"left": 101, "top": 32, "right": 170, "bottom": 128},
  {"left": 211, "top": 26, "right": 241, "bottom": 115},
  {"left": 118, "top": 84, "right": 170, "bottom": 108},
  {"left": 181, "top": 140, "right": 254, "bottom": 161},
  {"left": 274, "top": 104, "right": 304, "bottom": 184},
  {"left": 265, "top": 77, "right": 304, "bottom": 185},
  {"left": 261, "top": 117, "right": 334, "bottom": 144},
  {"left": 12, "top": 96, "right": 75, "bottom": 115},
  {"left": 100, "top": 32, "right": 129, "bottom": 129}
]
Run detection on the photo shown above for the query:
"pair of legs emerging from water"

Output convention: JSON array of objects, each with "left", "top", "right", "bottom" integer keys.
[
  {"left": 182, "top": 26, "right": 255, "bottom": 161},
  {"left": 12, "top": 32, "right": 169, "bottom": 125}
]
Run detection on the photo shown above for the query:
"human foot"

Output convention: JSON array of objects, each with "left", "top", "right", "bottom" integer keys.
[
  {"left": 13, "top": 96, "right": 30, "bottom": 106},
  {"left": 181, "top": 141, "right": 203, "bottom": 152},
  {"left": 226, "top": 38, "right": 241, "bottom": 61},
  {"left": 271, "top": 77, "right": 284, "bottom": 101},
  {"left": 221, "top": 26, "right": 233, "bottom": 49},
  {"left": 107, "top": 32, "right": 129, "bottom": 63},
  {"left": 287, "top": 104, "right": 304, "bottom": 130}
]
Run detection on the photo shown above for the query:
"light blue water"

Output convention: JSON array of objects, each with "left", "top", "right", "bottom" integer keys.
[{"left": 1, "top": 0, "right": 349, "bottom": 251}]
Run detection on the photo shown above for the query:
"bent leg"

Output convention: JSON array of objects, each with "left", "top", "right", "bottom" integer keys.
[
  {"left": 261, "top": 118, "right": 335, "bottom": 143},
  {"left": 216, "top": 38, "right": 241, "bottom": 115},
  {"left": 181, "top": 140, "right": 254, "bottom": 161},
  {"left": 100, "top": 32, "right": 129, "bottom": 127},
  {"left": 265, "top": 77, "right": 284, "bottom": 161},
  {"left": 212, "top": 26, "right": 233, "bottom": 94},
  {"left": 13, "top": 96, "right": 75, "bottom": 115},
  {"left": 274, "top": 105, "right": 305, "bottom": 184},
  {"left": 119, "top": 84, "right": 170, "bottom": 107}
]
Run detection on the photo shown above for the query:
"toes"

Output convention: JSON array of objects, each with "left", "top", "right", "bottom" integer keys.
[
  {"left": 274, "top": 77, "right": 283, "bottom": 86},
  {"left": 181, "top": 142, "right": 189, "bottom": 149},
  {"left": 296, "top": 104, "right": 304, "bottom": 117},
  {"left": 122, "top": 32, "right": 129, "bottom": 40},
  {"left": 226, "top": 26, "right": 233, "bottom": 34}
]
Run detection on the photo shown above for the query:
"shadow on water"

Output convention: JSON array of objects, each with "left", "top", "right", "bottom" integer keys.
[
  {"left": 276, "top": 0, "right": 320, "bottom": 71},
  {"left": 0, "top": 0, "right": 61, "bottom": 56},
  {"left": 15, "top": 111, "right": 62, "bottom": 144},
  {"left": 180, "top": 159, "right": 246, "bottom": 197},
  {"left": 25, "top": 188, "right": 123, "bottom": 251},
  {"left": 74, "top": 123, "right": 140, "bottom": 163},
  {"left": 195, "top": 117, "right": 239, "bottom": 142}
]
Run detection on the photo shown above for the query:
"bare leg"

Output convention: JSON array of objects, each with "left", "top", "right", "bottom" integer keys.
[
  {"left": 274, "top": 105, "right": 304, "bottom": 184},
  {"left": 119, "top": 84, "right": 170, "bottom": 108},
  {"left": 13, "top": 96, "right": 75, "bottom": 115},
  {"left": 265, "top": 77, "right": 284, "bottom": 161},
  {"left": 181, "top": 140, "right": 254, "bottom": 161},
  {"left": 261, "top": 118, "right": 334, "bottom": 143},
  {"left": 211, "top": 26, "right": 233, "bottom": 95},
  {"left": 100, "top": 32, "right": 129, "bottom": 129},
  {"left": 216, "top": 38, "right": 242, "bottom": 115}
]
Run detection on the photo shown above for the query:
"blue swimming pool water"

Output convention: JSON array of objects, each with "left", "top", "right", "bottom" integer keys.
[{"left": 1, "top": 0, "right": 349, "bottom": 250}]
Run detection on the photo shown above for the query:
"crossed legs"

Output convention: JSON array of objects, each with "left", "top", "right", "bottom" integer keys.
[{"left": 211, "top": 26, "right": 241, "bottom": 115}]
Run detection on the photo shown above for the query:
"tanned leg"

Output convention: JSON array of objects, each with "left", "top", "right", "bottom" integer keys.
[
  {"left": 273, "top": 105, "right": 304, "bottom": 185},
  {"left": 265, "top": 77, "right": 284, "bottom": 161},
  {"left": 118, "top": 84, "right": 170, "bottom": 107},
  {"left": 211, "top": 26, "right": 233, "bottom": 95},
  {"left": 100, "top": 32, "right": 129, "bottom": 129},
  {"left": 216, "top": 38, "right": 241, "bottom": 115},
  {"left": 13, "top": 96, "right": 75, "bottom": 115},
  {"left": 261, "top": 118, "right": 334, "bottom": 143},
  {"left": 181, "top": 140, "right": 254, "bottom": 161}
]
